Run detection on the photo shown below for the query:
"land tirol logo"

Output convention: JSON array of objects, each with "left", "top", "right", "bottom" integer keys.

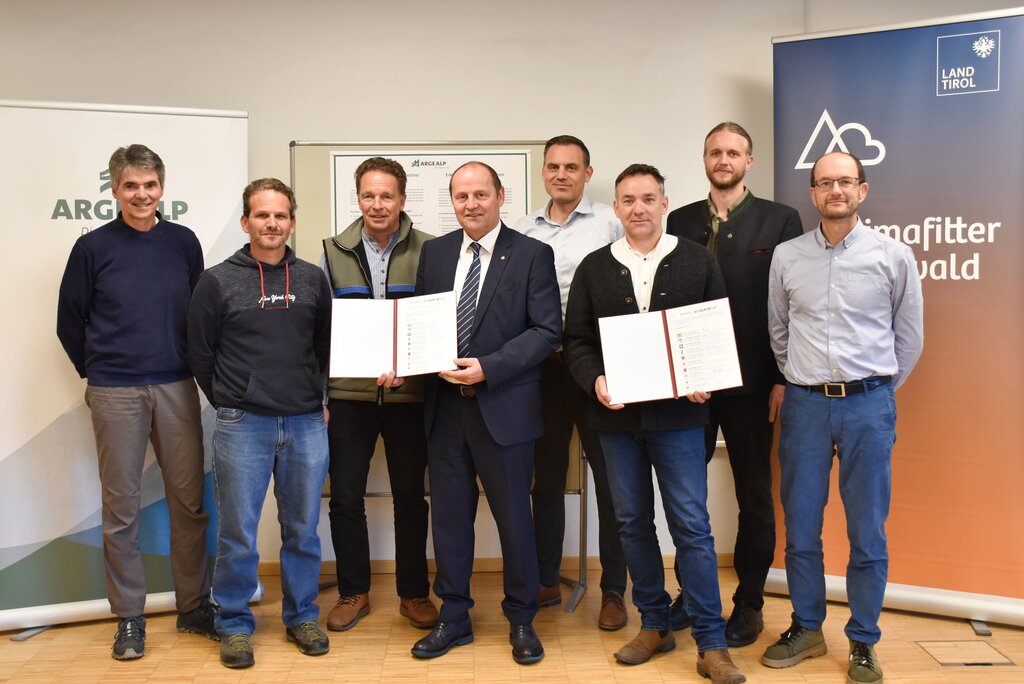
[
  {"left": 51, "top": 169, "right": 189, "bottom": 233},
  {"left": 793, "top": 110, "right": 886, "bottom": 170},
  {"left": 936, "top": 30, "right": 1000, "bottom": 96}
]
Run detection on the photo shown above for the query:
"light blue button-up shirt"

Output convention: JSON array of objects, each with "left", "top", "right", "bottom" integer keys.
[
  {"left": 767, "top": 221, "right": 924, "bottom": 389},
  {"left": 513, "top": 195, "right": 623, "bottom": 320}
]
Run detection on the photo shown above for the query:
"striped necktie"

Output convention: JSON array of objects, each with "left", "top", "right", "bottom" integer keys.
[{"left": 456, "top": 242, "right": 482, "bottom": 356}]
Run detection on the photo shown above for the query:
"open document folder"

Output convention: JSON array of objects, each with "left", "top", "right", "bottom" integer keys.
[
  {"left": 597, "top": 297, "right": 742, "bottom": 405},
  {"left": 330, "top": 291, "right": 458, "bottom": 378}
]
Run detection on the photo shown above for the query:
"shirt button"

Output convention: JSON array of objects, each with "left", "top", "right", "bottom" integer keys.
[{"left": 831, "top": 283, "right": 836, "bottom": 288}]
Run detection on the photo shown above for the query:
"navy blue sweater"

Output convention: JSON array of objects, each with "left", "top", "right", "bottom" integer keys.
[{"left": 56, "top": 212, "right": 204, "bottom": 386}]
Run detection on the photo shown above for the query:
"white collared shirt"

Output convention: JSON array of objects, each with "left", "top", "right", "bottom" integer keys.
[
  {"left": 609, "top": 229, "right": 678, "bottom": 312},
  {"left": 453, "top": 222, "right": 502, "bottom": 306}
]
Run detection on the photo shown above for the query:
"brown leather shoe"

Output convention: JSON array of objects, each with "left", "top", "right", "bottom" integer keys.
[
  {"left": 696, "top": 648, "right": 747, "bottom": 684},
  {"left": 327, "top": 594, "right": 369, "bottom": 632},
  {"left": 599, "top": 591, "right": 628, "bottom": 631},
  {"left": 613, "top": 628, "right": 675, "bottom": 665},
  {"left": 536, "top": 584, "right": 561, "bottom": 608},
  {"left": 400, "top": 597, "right": 438, "bottom": 629}
]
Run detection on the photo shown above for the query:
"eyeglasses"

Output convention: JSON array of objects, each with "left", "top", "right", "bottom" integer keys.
[{"left": 811, "top": 177, "right": 862, "bottom": 191}]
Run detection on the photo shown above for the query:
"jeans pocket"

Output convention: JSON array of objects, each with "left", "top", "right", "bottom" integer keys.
[{"left": 216, "top": 407, "right": 246, "bottom": 424}]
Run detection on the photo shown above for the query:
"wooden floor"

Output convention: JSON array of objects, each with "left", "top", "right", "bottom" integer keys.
[{"left": 3, "top": 570, "right": 1022, "bottom": 683}]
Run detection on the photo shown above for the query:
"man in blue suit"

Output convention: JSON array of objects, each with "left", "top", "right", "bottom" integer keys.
[{"left": 409, "top": 161, "right": 562, "bottom": 664}]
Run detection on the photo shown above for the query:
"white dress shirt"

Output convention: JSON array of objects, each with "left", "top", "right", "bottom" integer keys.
[
  {"left": 453, "top": 221, "right": 502, "bottom": 306},
  {"left": 609, "top": 230, "right": 679, "bottom": 313}
]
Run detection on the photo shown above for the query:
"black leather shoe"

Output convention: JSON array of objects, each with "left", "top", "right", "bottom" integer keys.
[
  {"left": 670, "top": 591, "right": 693, "bottom": 631},
  {"left": 509, "top": 623, "right": 544, "bottom": 664},
  {"left": 725, "top": 602, "right": 763, "bottom": 647},
  {"left": 411, "top": 619, "right": 474, "bottom": 659}
]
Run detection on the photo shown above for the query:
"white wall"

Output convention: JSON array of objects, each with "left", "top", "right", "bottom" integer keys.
[
  {"left": 803, "top": 0, "right": 1022, "bottom": 33},
  {"left": 2, "top": 0, "right": 1013, "bottom": 566}
]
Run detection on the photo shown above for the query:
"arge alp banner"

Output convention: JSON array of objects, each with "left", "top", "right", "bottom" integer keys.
[
  {"left": 0, "top": 101, "right": 247, "bottom": 630},
  {"left": 772, "top": 12, "right": 1024, "bottom": 616}
]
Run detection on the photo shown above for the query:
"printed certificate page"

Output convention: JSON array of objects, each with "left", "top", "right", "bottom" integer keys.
[
  {"left": 395, "top": 291, "right": 458, "bottom": 376},
  {"left": 330, "top": 299, "right": 394, "bottom": 378},
  {"left": 664, "top": 298, "right": 743, "bottom": 394},
  {"left": 598, "top": 312, "right": 675, "bottom": 405}
]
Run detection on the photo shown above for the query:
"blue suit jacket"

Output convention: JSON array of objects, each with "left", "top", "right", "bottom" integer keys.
[{"left": 415, "top": 223, "right": 562, "bottom": 446}]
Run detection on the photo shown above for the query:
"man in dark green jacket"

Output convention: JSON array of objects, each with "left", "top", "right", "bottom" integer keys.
[{"left": 320, "top": 157, "right": 437, "bottom": 632}]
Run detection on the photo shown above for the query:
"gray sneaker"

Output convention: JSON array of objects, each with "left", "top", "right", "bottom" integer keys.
[
  {"left": 220, "top": 633, "right": 254, "bottom": 668},
  {"left": 176, "top": 600, "right": 219, "bottom": 640},
  {"left": 761, "top": 621, "right": 827, "bottom": 668},
  {"left": 848, "top": 640, "right": 884, "bottom": 683},
  {"left": 112, "top": 616, "right": 146, "bottom": 660},
  {"left": 287, "top": 620, "right": 330, "bottom": 656}
]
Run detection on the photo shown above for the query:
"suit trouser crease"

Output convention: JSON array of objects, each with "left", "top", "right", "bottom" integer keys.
[
  {"left": 86, "top": 380, "right": 209, "bottom": 617},
  {"left": 428, "top": 390, "right": 539, "bottom": 626}
]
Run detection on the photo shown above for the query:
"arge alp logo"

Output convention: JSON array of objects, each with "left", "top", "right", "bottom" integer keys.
[
  {"left": 936, "top": 30, "right": 1000, "bottom": 96},
  {"left": 52, "top": 169, "right": 188, "bottom": 230},
  {"left": 794, "top": 110, "right": 886, "bottom": 170}
]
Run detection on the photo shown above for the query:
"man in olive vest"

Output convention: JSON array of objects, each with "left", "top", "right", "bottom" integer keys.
[{"left": 320, "top": 157, "right": 437, "bottom": 632}]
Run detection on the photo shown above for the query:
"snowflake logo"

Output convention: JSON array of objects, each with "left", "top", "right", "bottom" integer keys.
[{"left": 973, "top": 36, "right": 996, "bottom": 58}]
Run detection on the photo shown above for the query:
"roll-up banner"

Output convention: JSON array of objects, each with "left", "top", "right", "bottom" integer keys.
[
  {"left": 771, "top": 10, "right": 1024, "bottom": 625},
  {"left": 0, "top": 101, "right": 248, "bottom": 631}
]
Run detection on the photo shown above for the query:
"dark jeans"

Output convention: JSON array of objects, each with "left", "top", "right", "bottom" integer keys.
[
  {"left": 600, "top": 427, "right": 727, "bottom": 652},
  {"left": 532, "top": 357, "right": 627, "bottom": 594},
  {"left": 327, "top": 398, "right": 430, "bottom": 599}
]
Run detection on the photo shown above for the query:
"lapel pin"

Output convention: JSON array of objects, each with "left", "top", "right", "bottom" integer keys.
[{"left": 500, "top": 255, "right": 506, "bottom": 260}]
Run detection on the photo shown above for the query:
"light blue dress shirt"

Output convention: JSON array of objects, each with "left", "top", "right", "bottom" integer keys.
[
  {"left": 513, "top": 195, "right": 623, "bottom": 320},
  {"left": 768, "top": 221, "right": 924, "bottom": 389}
]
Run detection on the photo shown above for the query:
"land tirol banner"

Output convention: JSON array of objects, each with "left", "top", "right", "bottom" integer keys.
[
  {"left": 0, "top": 101, "right": 247, "bottom": 631},
  {"left": 769, "top": 10, "right": 1024, "bottom": 625}
]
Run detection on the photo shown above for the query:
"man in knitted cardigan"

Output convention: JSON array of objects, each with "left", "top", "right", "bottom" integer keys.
[{"left": 564, "top": 164, "right": 745, "bottom": 684}]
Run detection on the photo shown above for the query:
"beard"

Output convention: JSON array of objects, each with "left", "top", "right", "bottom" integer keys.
[{"left": 706, "top": 167, "right": 745, "bottom": 191}]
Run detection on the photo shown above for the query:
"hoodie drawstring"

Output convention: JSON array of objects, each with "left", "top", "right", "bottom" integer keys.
[{"left": 257, "top": 261, "right": 290, "bottom": 309}]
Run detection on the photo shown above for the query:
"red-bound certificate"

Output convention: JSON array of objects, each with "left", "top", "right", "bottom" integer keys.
[{"left": 597, "top": 298, "right": 742, "bottom": 405}]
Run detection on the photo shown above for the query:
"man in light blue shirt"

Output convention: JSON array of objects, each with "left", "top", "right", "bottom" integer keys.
[
  {"left": 512, "top": 135, "right": 628, "bottom": 631},
  {"left": 763, "top": 152, "right": 924, "bottom": 684}
]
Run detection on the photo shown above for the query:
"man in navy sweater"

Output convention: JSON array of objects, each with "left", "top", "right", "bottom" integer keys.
[{"left": 57, "top": 145, "right": 215, "bottom": 661}]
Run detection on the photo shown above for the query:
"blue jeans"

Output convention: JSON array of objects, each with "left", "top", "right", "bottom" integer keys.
[
  {"left": 599, "top": 428, "right": 726, "bottom": 652},
  {"left": 212, "top": 408, "right": 329, "bottom": 636},
  {"left": 779, "top": 382, "right": 896, "bottom": 644}
]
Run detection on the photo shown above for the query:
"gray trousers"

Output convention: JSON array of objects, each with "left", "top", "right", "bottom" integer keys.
[{"left": 85, "top": 379, "right": 210, "bottom": 617}]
